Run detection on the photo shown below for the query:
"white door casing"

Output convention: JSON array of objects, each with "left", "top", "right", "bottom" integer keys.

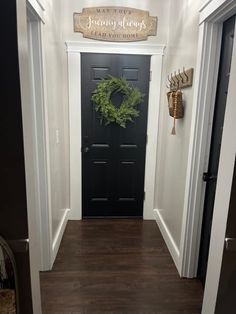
[
  {"left": 25, "top": 0, "right": 70, "bottom": 274},
  {"left": 27, "top": 6, "right": 52, "bottom": 272},
  {"left": 202, "top": 14, "right": 236, "bottom": 314},
  {"left": 178, "top": 0, "right": 236, "bottom": 311},
  {"left": 17, "top": 0, "right": 43, "bottom": 313},
  {"left": 66, "top": 42, "right": 165, "bottom": 220},
  {"left": 27, "top": 0, "right": 45, "bottom": 22}
]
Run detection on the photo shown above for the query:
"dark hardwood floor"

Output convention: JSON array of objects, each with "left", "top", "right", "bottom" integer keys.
[{"left": 40, "top": 220, "right": 203, "bottom": 313}]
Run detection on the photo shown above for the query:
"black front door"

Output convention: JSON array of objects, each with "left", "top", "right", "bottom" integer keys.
[
  {"left": 81, "top": 53, "right": 150, "bottom": 217},
  {"left": 198, "top": 15, "right": 236, "bottom": 284}
]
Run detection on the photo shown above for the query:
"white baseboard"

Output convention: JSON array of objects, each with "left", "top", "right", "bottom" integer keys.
[
  {"left": 143, "top": 203, "right": 156, "bottom": 220},
  {"left": 51, "top": 208, "right": 70, "bottom": 266},
  {"left": 153, "top": 209, "right": 180, "bottom": 273}
]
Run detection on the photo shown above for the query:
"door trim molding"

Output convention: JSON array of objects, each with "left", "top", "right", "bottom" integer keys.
[
  {"left": 179, "top": 20, "right": 222, "bottom": 278},
  {"left": 26, "top": 4, "right": 53, "bottom": 271},
  {"left": 66, "top": 41, "right": 165, "bottom": 56},
  {"left": 179, "top": 0, "right": 236, "bottom": 309},
  {"left": 17, "top": 1, "right": 42, "bottom": 313},
  {"left": 27, "top": 0, "right": 45, "bottom": 23},
  {"left": 203, "top": 18, "right": 236, "bottom": 313},
  {"left": 66, "top": 41, "right": 165, "bottom": 220}
]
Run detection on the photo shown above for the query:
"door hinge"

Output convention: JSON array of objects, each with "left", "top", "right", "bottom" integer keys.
[
  {"left": 143, "top": 191, "right": 146, "bottom": 201},
  {"left": 146, "top": 134, "right": 148, "bottom": 145},
  {"left": 149, "top": 71, "right": 152, "bottom": 81}
]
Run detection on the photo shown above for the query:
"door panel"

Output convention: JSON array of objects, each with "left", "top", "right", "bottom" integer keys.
[
  {"left": 81, "top": 53, "right": 150, "bottom": 217},
  {"left": 198, "top": 15, "right": 236, "bottom": 284}
]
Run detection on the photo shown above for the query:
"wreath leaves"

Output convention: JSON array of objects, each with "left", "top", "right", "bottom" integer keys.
[{"left": 91, "top": 76, "right": 144, "bottom": 128}]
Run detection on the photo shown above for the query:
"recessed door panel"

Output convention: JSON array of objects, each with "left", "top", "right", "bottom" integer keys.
[{"left": 81, "top": 53, "right": 150, "bottom": 217}]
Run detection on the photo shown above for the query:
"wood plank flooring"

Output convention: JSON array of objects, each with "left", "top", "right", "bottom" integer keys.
[{"left": 40, "top": 220, "right": 203, "bottom": 313}]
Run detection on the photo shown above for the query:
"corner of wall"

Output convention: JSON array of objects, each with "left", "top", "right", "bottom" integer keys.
[
  {"left": 153, "top": 209, "right": 180, "bottom": 274},
  {"left": 51, "top": 208, "right": 70, "bottom": 266}
]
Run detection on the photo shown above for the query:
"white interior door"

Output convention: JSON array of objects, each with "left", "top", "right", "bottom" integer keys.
[{"left": 27, "top": 6, "right": 51, "bottom": 271}]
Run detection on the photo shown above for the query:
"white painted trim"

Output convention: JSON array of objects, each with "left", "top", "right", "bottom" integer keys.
[
  {"left": 27, "top": 0, "right": 45, "bottom": 23},
  {"left": 51, "top": 209, "right": 70, "bottom": 265},
  {"left": 202, "top": 17, "right": 236, "bottom": 314},
  {"left": 66, "top": 41, "right": 165, "bottom": 56},
  {"left": 17, "top": 0, "right": 42, "bottom": 313},
  {"left": 68, "top": 52, "right": 82, "bottom": 220},
  {"left": 153, "top": 209, "right": 180, "bottom": 270},
  {"left": 66, "top": 41, "right": 165, "bottom": 220},
  {"left": 179, "top": 21, "right": 222, "bottom": 278},
  {"left": 27, "top": 4, "right": 52, "bottom": 271},
  {"left": 180, "top": 0, "right": 236, "bottom": 280},
  {"left": 36, "top": 0, "right": 45, "bottom": 11},
  {"left": 143, "top": 56, "right": 163, "bottom": 219},
  {"left": 40, "top": 18, "right": 54, "bottom": 268},
  {"left": 199, "top": 0, "right": 236, "bottom": 24}
]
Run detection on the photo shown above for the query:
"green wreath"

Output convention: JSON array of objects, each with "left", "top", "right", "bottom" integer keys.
[{"left": 91, "top": 76, "right": 144, "bottom": 128}]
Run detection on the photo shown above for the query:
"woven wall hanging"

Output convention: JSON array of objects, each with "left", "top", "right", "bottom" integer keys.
[{"left": 167, "top": 89, "right": 184, "bottom": 135}]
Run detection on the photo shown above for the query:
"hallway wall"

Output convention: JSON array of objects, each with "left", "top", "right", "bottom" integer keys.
[
  {"left": 43, "top": 0, "right": 70, "bottom": 244},
  {"left": 60, "top": 0, "right": 170, "bottom": 220},
  {"left": 154, "top": 0, "right": 205, "bottom": 267},
  {"left": 61, "top": 0, "right": 170, "bottom": 44}
]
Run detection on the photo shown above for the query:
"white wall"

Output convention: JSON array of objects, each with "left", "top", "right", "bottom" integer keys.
[
  {"left": 42, "top": 0, "right": 70, "bottom": 246},
  {"left": 154, "top": 0, "right": 205, "bottom": 261},
  {"left": 61, "top": 0, "right": 170, "bottom": 44}
]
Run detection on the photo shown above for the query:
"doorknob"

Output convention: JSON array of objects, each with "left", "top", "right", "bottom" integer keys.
[{"left": 225, "top": 238, "right": 236, "bottom": 251}]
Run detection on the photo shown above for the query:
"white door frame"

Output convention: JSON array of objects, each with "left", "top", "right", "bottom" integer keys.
[
  {"left": 17, "top": 1, "right": 43, "bottom": 313},
  {"left": 27, "top": 0, "right": 45, "bottom": 22},
  {"left": 179, "top": 0, "right": 236, "bottom": 279},
  {"left": 25, "top": 1, "right": 52, "bottom": 272},
  {"left": 202, "top": 22, "right": 236, "bottom": 311},
  {"left": 26, "top": 5, "right": 52, "bottom": 271},
  {"left": 66, "top": 41, "right": 165, "bottom": 220}
]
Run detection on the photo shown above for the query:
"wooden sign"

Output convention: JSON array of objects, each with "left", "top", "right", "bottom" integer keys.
[{"left": 74, "top": 7, "right": 157, "bottom": 42}]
